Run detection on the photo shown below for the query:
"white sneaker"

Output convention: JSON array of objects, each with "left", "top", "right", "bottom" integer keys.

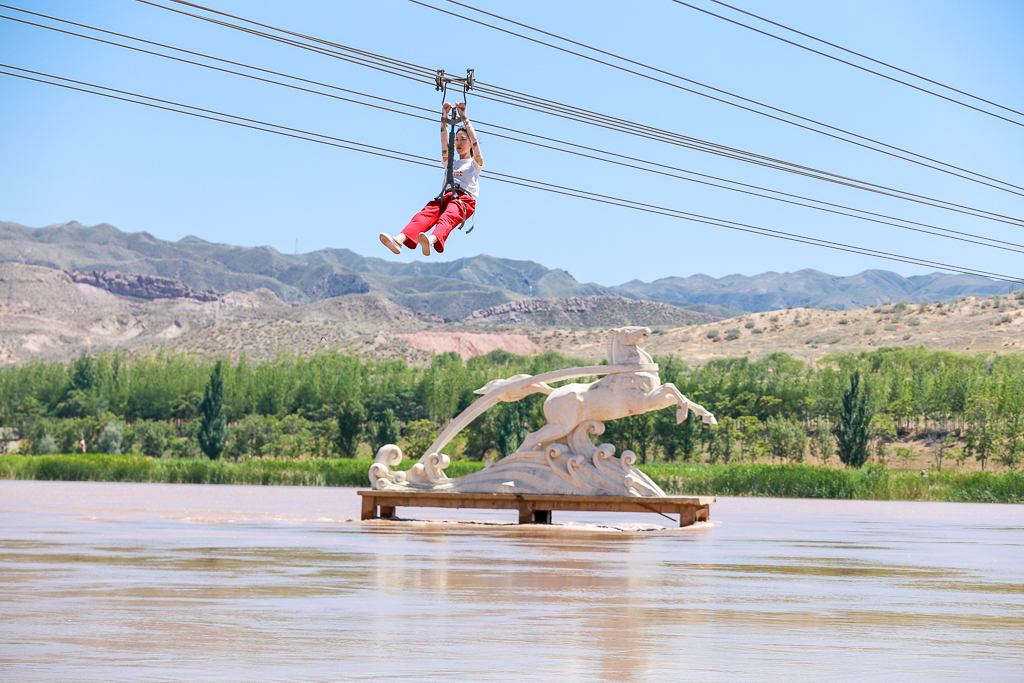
[
  {"left": 418, "top": 233, "right": 436, "bottom": 256},
  {"left": 379, "top": 233, "right": 401, "bottom": 255}
]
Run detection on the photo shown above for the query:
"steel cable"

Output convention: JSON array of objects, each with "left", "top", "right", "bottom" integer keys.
[
  {"left": 6, "top": 5, "right": 1024, "bottom": 250},
  {"left": 3, "top": 64, "right": 1021, "bottom": 285},
  {"left": 122, "top": 0, "right": 1024, "bottom": 225},
  {"left": 419, "top": 0, "right": 1024, "bottom": 196},
  {"left": 695, "top": 0, "right": 1024, "bottom": 121},
  {"left": 7, "top": 6, "right": 1024, "bottom": 244}
]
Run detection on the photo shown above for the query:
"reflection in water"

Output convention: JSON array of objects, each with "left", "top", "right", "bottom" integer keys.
[{"left": 1, "top": 481, "right": 1022, "bottom": 682}]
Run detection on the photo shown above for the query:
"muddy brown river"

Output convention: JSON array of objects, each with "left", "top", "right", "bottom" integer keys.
[{"left": 1, "top": 481, "right": 1021, "bottom": 682}]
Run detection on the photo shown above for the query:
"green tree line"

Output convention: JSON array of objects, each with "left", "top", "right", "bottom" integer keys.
[{"left": 2, "top": 345, "right": 1023, "bottom": 471}]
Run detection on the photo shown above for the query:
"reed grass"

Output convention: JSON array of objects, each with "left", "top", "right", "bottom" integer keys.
[
  {"left": 646, "top": 463, "right": 1024, "bottom": 504},
  {"left": 1, "top": 455, "right": 1021, "bottom": 503}
]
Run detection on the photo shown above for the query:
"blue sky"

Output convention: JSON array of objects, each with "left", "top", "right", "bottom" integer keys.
[{"left": 2, "top": 0, "right": 1022, "bottom": 287}]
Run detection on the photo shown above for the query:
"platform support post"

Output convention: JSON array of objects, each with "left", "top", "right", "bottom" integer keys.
[
  {"left": 518, "top": 505, "right": 551, "bottom": 524},
  {"left": 518, "top": 504, "right": 533, "bottom": 524},
  {"left": 379, "top": 505, "right": 396, "bottom": 519},
  {"left": 679, "top": 504, "right": 695, "bottom": 527},
  {"left": 678, "top": 504, "right": 710, "bottom": 527},
  {"left": 361, "top": 495, "right": 376, "bottom": 520}
]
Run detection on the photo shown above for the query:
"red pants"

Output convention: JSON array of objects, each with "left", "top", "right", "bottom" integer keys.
[{"left": 399, "top": 191, "right": 476, "bottom": 254}]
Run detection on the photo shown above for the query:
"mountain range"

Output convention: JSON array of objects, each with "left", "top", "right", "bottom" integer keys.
[{"left": 1, "top": 221, "right": 1008, "bottom": 318}]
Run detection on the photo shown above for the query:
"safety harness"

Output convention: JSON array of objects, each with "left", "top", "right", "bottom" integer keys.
[{"left": 435, "top": 69, "right": 476, "bottom": 234}]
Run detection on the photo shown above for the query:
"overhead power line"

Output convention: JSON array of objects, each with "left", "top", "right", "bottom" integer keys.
[
  {"left": 117, "top": 0, "right": 1024, "bottom": 227},
  {"left": 3, "top": 63, "right": 1021, "bottom": 286},
  {"left": 7, "top": 5, "right": 1024, "bottom": 249},
  {"left": 413, "top": 0, "right": 1024, "bottom": 197},
  {"left": 681, "top": 0, "right": 1024, "bottom": 124}
]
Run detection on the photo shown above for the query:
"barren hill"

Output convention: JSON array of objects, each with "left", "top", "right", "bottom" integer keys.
[
  {"left": 463, "top": 296, "right": 719, "bottom": 327},
  {"left": 2, "top": 221, "right": 1008, "bottom": 319},
  {"left": 541, "top": 297, "right": 1024, "bottom": 362},
  {"left": 0, "top": 263, "right": 708, "bottom": 365},
  {"left": 3, "top": 220, "right": 1021, "bottom": 367}
]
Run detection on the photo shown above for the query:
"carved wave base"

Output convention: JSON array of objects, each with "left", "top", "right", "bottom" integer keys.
[{"left": 370, "top": 422, "right": 667, "bottom": 498}]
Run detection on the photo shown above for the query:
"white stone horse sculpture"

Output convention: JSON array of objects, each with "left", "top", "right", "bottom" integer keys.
[
  {"left": 369, "top": 325, "right": 717, "bottom": 496},
  {"left": 515, "top": 326, "right": 716, "bottom": 452}
]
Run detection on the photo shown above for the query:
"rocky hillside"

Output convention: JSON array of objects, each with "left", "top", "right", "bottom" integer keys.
[
  {"left": 2, "top": 221, "right": 1008, "bottom": 318},
  {"left": 544, "top": 296, "right": 1024, "bottom": 363},
  {"left": 613, "top": 269, "right": 1007, "bottom": 312},
  {"left": 3, "top": 259, "right": 1023, "bottom": 366},
  {"left": 66, "top": 270, "right": 222, "bottom": 302},
  {"left": 0, "top": 263, "right": 708, "bottom": 365},
  {"left": 0, "top": 221, "right": 605, "bottom": 319},
  {"left": 0, "top": 263, "right": 436, "bottom": 365},
  {"left": 464, "top": 296, "right": 719, "bottom": 327}
]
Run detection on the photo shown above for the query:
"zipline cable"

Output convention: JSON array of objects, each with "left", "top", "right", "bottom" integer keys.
[
  {"left": 0, "top": 10, "right": 436, "bottom": 124},
  {"left": 8, "top": 8, "right": 1024, "bottom": 244},
  {"left": 3, "top": 63, "right": 1021, "bottom": 285},
  {"left": 0, "top": 64, "right": 437, "bottom": 167},
  {"left": 468, "top": 81, "right": 1024, "bottom": 226},
  {"left": 125, "top": 0, "right": 1024, "bottom": 225},
  {"left": 135, "top": 0, "right": 436, "bottom": 82},
  {"left": 415, "top": 0, "right": 1024, "bottom": 197},
  {"left": 688, "top": 0, "right": 1024, "bottom": 121}
]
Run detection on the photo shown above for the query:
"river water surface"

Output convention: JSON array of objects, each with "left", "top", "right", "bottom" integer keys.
[{"left": 1, "top": 480, "right": 1021, "bottom": 682}]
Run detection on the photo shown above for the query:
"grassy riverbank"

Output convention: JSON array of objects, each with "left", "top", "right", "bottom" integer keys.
[
  {"left": 645, "top": 463, "right": 1024, "bottom": 504},
  {"left": 0, "top": 454, "right": 482, "bottom": 488},
  {"left": 2, "top": 454, "right": 1022, "bottom": 503}
]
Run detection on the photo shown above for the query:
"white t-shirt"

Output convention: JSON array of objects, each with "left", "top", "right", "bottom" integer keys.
[{"left": 451, "top": 157, "right": 481, "bottom": 198}]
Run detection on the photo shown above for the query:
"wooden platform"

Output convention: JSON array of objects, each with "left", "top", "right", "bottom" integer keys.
[{"left": 358, "top": 490, "right": 715, "bottom": 527}]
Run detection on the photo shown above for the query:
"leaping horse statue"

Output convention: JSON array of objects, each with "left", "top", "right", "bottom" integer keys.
[{"left": 369, "top": 326, "right": 716, "bottom": 497}]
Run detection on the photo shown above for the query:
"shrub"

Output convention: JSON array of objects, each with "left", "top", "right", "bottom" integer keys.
[
  {"left": 129, "top": 420, "right": 173, "bottom": 458},
  {"left": 884, "top": 325, "right": 898, "bottom": 332},
  {"left": 35, "top": 434, "right": 58, "bottom": 455},
  {"left": 368, "top": 408, "right": 401, "bottom": 455},
  {"left": 895, "top": 446, "right": 916, "bottom": 466},
  {"left": 751, "top": 328, "right": 764, "bottom": 334},
  {"left": 766, "top": 415, "right": 807, "bottom": 463},
  {"left": 907, "top": 316, "right": 921, "bottom": 326},
  {"left": 402, "top": 419, "right": 438, "bottom": 458},
  {"left": 96, "top": 421, "right": 124, "bottom": 455},
  {"left": 809, "top": 416, "right": 834, "bottom": 464},
  {"left": 838, "top": 318, "right": 848, "bottom": 325},
  {"left": 335, "top": 399, "right": 367, "bottom": 458},
  {"left": 864, "top": 327, "right": 876, "bottom": 335},
  {"left": 744, "top": 321, "right": 755, "bottom": 329},
  {"left": 706, "top": 330, "right": 720, "bottom": 341},
  {"left": 724, "top": 328, "right": 741, "bottom": 341}
]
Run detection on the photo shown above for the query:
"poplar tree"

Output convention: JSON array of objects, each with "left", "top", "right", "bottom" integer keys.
[
  {"left": 835, "top": 370, "right": 872, "bottom": 468},
  {"left": 197, "top": 361, "right": 227, "bottom": 460},
  {"left": 335, "top": 399, "right": 366, "bottom": 458},
  {"left": 495, "top": 402, "right": 526, "bottom": 458}
]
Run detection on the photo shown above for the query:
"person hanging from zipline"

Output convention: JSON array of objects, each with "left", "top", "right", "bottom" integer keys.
[{"left": 379, "top": 102, "right": 483, "bottom": 256}]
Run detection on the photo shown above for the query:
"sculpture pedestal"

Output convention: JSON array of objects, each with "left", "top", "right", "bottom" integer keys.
[{"left": 358, "top": 490, "right": 714, "bottom": 527}]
